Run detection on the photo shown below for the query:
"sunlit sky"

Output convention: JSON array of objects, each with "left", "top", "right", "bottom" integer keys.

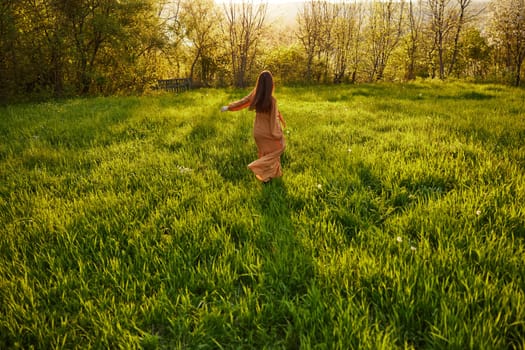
[
  {"left": 213, "top": 0, "right": 417, "bottom": 2},
  {"left": 214, "top": 0, "right": 484, "bottom": 2},
  {"left": 214, "top": 0, "right": 304, "bottom": 3},
  {"left": 214, "top": 0, "right": 341, "bottom": 3}
]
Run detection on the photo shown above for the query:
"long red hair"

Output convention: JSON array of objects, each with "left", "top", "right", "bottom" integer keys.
[{"left": 249, "top": 71, "right": 274, "bottom": 114}]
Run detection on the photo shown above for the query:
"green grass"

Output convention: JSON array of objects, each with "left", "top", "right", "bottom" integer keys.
[{"left": 1, "top": 82, "right": 524, "bottom": 349}]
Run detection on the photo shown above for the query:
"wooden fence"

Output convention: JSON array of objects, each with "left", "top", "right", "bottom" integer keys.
[{"left": 155, "top": 78, "right": 192, "bottom": 92}]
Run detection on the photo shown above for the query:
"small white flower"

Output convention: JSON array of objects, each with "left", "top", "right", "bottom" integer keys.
[
  {"left": 476, "top": 210, "right": 481, "bottom": 216},
  {"left": 410, "top": 246, "right": 417, "bottom": 251},
  {"left": 177, "top": 166, "right": 192, "bottom": 174},
  {"left": 348, "top": 148, "right": 352, "bottom": 153},
  {"left": 396, "top": 236, "right": 403, "bottom": 243},
  {"left": 317, "top": 184, "right": 322, "bottom": 190}
]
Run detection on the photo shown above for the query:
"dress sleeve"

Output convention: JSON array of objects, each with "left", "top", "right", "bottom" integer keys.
[{"left": 227, "top": 90, "right": 254, "bottom": 111}]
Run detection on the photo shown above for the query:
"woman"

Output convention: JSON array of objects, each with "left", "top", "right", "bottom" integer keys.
[{"left": 221, "top": 71, "right": 286, "bottom": 183}]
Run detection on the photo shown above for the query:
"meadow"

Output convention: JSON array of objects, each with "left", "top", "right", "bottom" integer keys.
[{"left": 0, "top": 82, "right": 524, "bottom": 349}]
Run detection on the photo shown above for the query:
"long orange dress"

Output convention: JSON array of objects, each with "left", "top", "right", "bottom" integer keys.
[{"left": 228, "top": 91, "right": 286, "bottom": 182}]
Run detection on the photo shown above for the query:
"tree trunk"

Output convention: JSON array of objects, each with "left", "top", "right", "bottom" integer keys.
[
  {"left": 515, "top": 61, "right": 522, "bottom": 86},
  {"left": 189, "top": 47, "right": 202, "bottom": 82},
  {"left": 447, "top": 0, "right": 471, "bottom": 77}
]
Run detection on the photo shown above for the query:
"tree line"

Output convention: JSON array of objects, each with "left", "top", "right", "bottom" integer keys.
[{"left": 1, "top": 0, "right": 524, "bottom": 100}]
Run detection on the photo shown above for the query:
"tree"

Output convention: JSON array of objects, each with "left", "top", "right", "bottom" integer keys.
[
  {"left": 447, "top": 0, "right": 475, "bottom": 77},
  {"left": 489, "top": 0, "right": 525, "bottom": 86},
  {"left": 426, "top": 0, "right": 451, "bottom": 79},
  {"left": 348, "top": 1, "right": 366, "bottom": 83},
  {"left": 108, "top": 0, "right": 168, "bottom": 93},
  {"left": 296, "top": 0, "right": 324, "bottom": 82},
  {"left": 0, "top": 0, "right": 22, "bottom": 98},
  {"left": 180, "top": 0, "right": 223, "bottom": 86},
  {"left": 52, "top": 0, "right": 164, "bottom": 94},
  {"left": 223, "top": 0, "right": 267, "bottom": 88},
  {"left": 404, "top": 0, "right": 425, "bottom": 80},
  {"left": 425, "top": 0, "right": 473, "bottom": 79},
  {"left": 365, "top": 0, "right": 405, "bottom": 81},
  {"left": 0, "top": 0, "right": 69, "bottom": 97},
  {"left": 156, "top": 0, "right": 186, "bottom": 79},
  {"left": 460, "top": 27, "right": 491, "bottom": 79},
  {"left": 0, "top": 0, "right": 166, "bottom": 96},
  {"left": 263, "top": 44, "right": 306, "bottom": 84},
  {"left": 317, "top": 1, "right": 339, "bottom": 82},
  {"left": 331, "top": 1, "right": 364, "bottom": 83}
]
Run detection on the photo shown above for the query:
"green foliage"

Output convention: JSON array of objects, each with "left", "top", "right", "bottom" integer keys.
[
  {"left": 1, "top": 83, "right": 524, "bottom": 348},
  {"left": 0, "top": 0, "right": 164, "bottom": 99},
  {"left": 261, "top": 44, "right": 307, "bottom": 85}
]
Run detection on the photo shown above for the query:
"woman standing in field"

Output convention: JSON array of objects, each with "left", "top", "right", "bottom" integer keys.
[{"left": 221, "top": 71, "right": 286, "bottom": 183}]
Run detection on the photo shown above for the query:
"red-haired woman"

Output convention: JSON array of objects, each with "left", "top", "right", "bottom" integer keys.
[{"left": 221, "top": 71, "right": 286, "bottom": 183}]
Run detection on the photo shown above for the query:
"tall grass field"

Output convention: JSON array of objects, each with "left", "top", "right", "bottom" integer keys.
[{"left": 1, "top": 82, "right": 524, "bottom": 349}]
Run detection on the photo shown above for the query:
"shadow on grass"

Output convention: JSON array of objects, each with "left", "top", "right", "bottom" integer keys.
[
  {"left": 256, "top": 179, "right": 315, "bottom": 345},
  {"left": 256, "top": 179, "right": 315, "bottom": 349},
  {"left": 182, "top": 109, "right": 254, "bottom": 183},
  {"left": 436, "top": 91, "right": 495, "bottom": 100}
]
